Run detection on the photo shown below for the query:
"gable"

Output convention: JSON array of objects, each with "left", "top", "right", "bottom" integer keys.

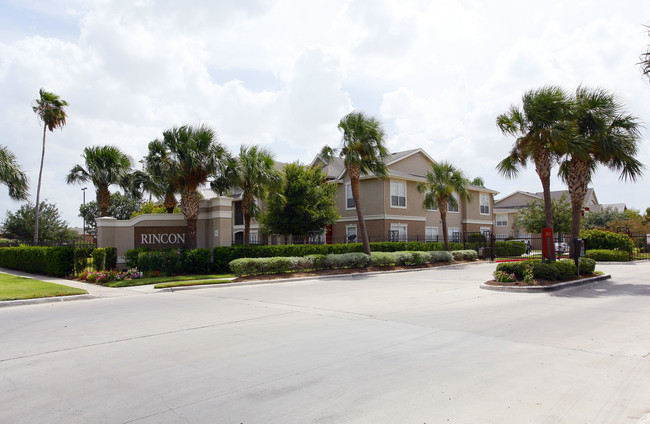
[
  {"left": 387, "top": 151, "right": 433, "bottom": 177},
  {"left": 494, "top": 191, "right": 541, "bottom": 208}
]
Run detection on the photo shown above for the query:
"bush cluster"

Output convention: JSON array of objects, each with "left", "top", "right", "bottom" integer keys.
[
  {"left": 0, "top": 245, "right": 74, "bottom": 277},
  {"left": 451, "top": 250, "right": 479, "bottom": 261},
  {"left": 494, "top": 258, "right": 595, "bottom": 282},
  {"left": 584, "top": 249, "right": 629, "bottom": 262},
  {"left": 580, "top": 229, "right": 634, "bottom": 253},
  {"left": 495, "top": 241, "right": 527, "bottom": 256},
  {"left": 213, "top": 241, "right": 470, "bottom": 273},
  {"left": 74, "top": 246, "right": 94, "bottom": 275},
  {"left": 80, "top": 268, "right": 143, "bottom": 284},
  {"left": 229, "top": 249, "right": 458, "bottom": 276}
]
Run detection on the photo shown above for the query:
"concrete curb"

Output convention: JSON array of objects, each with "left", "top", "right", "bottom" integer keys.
[
  {"left": 156, "top": 260, "right": 490, "bottom": 292},
  {"left": 480, "top": 274, "right": 612, "bottom": 293},
  {"left": 0, "top": 294, "right": 97, "bottom": 308}
]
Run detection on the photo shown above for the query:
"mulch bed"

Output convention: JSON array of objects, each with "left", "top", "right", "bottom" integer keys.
[
  {"left": 484, "top": 274, "right": 600, "bottom": 287},
  {"left": 232, "top": 260, "right": 476, "bottom": 282}
]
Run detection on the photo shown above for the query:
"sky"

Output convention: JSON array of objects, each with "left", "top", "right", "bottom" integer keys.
[{"left": 1, "top": 0, "right": 649, "bottom": 229}]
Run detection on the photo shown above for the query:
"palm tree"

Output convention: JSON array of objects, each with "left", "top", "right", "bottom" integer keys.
[
  {"left": 320, "top": 111, "right": 389, "bottom": 255},
  {"left": 212, "top": 145, "right": 281, "bottom": 245},
  {"left": 32, "top": 88, "right": 68, "bottom": 242},
  {"left": 66, "top": 145, "right": 133, "bottom": 217},
  {"left": 416, "top": 161, "right": 471, "bottom": 251},
  {"left": 155, "top": 124, "right": 231, "bottom": 249},
  {"left": 640, "top": 25, "right": 650, "bottom": 82},
  {"left": 496, "top": 86, "right": 571, "bottom": 233},
  {"left": 559, "top": 86, "right": 644, "bottom": 242},
  {"left": 0, "top": 145, "right": 29, "bottom": 201},
  {"left": 128, "top": 141, "right": 180, "bottom": 213}
]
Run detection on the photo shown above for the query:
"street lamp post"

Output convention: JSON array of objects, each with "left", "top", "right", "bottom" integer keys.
[{"left": 82, "top": 187, "right": 87, "bottom": 241}]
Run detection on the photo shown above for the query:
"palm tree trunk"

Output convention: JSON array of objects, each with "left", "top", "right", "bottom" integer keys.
[
  {"left": 163, "top": 191, "right": 177, "bottom": 213},
  {"left": 33, "top": 124, "right": 47, "bottom": 243},
  {"left": 440, "top": 198, "right": 449, "bottom": 251},
  {"left": 567, "top": 158, "right": 590, "bottom": 256},
  {"left": 97, "top": 185, "right": 111, "bottom": 217},
  {"left": 242, "top": 192, "right": 252, "bottom": 246},
  {"left": 534, "top": 152, "right": 554, "bottom": 230},
  {"left": 180, "top": 187, "right": 200, "bottom": 249},
  {"left": 348, "top": 166, "right": 370, "bottom": 255}
]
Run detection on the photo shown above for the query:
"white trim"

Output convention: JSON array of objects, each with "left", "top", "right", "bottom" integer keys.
[
  {"left": 462, "top": 219, "right": 494, "bottom": 225},
  {"left": 345, "top": 183, "right": 355, "bottom": 210},
  {"left": 233, "top": 224, "right": 260, "bottom": 230},
  {"left": 336, "top": 214, "right": 426, "bottom": 222},
  {"left": 198, "top": 211, "right": 232, "bottom": 219},
  {"left": 96, "top": 214, "right": 185, "bottom": 227}
]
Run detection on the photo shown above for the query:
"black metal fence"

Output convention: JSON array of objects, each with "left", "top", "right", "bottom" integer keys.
[{"left": 622, "top": 232, "right": 650, "bottom": 262}]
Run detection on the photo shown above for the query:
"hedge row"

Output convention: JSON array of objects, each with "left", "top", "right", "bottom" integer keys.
[
  {"left": 229, "top": 249, "right": 462, "bottom": 276},
  {"left": 585, "top": 249, "right": 629, "bottom": 262},
  {"left": 0, "top": 246, "right": 74, "bottom": 277},
  {"left": 495, "top": 241, "right": 526, "bottom": 256},
  {"left": 495, "top": 258, "right": 596, "bottom": 282},
  {"left": 580, "top": 229, "right": 634, "bottom": 253},
  {"left": 136, "top": 249, "right": 212, "bottom": 274}
]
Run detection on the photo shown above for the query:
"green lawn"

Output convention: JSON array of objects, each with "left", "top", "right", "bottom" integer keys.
[
  {"left": 105, "top": 274, "right": 235, "bottom": 287},
  {"left": 154, "top": 279, "right": 233, "bottom": 289},
  {"left": 0, "top": 274, "right": 87, "bottom": 301}
]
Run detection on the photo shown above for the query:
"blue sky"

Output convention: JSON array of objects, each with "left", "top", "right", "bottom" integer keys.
[{"left": 1, "top": 0, "right": 649, "bottom": 228}]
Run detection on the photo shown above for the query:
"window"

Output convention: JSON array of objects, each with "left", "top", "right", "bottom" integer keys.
[
  {"left": 346, "top": 225, "right": 357, "bottom": 243},
  {"left": 390, "top": 223, "right": 407, "bottom": 242},
  {"left": 346, "top": 184, "right": 355, "bottom": 209},
  {"left": 496, "top": 214, "right": 508, "bottom": 227},
  {"left": 448, "top": 193, "right": 459, "bottom": 213},
  {"left": 249, "top": 230, "right": 258, "bottom": 244},
  {"left": 448, "top": 226, "right": 461, "bottom": 242},
  {"left": 425, "top": 226, "right": 439, "bottom": 242},
  {"left": 390, "top": 180, "right": 406, "bottom": 208},
  {"left": 480, "top": 194, "right": 490, "bottom": 215},
  {"left": 425, "top": 199, "right": 437, "bottom": 211},
  {"left": 480, "top": 227, "right": 491, "bottom": 236}
]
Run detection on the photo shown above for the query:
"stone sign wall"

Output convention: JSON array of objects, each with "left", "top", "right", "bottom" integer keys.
[{"left": 134, "top": 226, "right": 187, "bottom": 249}]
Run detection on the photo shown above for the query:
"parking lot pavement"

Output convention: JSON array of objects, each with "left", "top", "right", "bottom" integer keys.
[{"left": 1, "top": 261, "right": 650, "bottom": 423}]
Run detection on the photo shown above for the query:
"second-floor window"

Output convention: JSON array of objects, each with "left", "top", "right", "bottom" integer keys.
[
  {"left": 480, "top": 194, "right": 490, "bottom": 215},
  {"left": 346, "top": 183, "right": 355, "bottom": 209},
  {"left": 496, "top": 214, "right": 508, "bottom": 227},
  {"left": 390, "top": 180, "right": 406, "bottom": 208},
  {"left": 448, "top": 192, "right": 459, "bottom": 213}
]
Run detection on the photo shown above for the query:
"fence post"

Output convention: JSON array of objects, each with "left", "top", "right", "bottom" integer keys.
[{"left": 490, "top": 233, "right": 496, "bottom": 261}]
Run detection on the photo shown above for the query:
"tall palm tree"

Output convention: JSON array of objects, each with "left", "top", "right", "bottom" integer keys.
[
  {"left": 416, "top": 161, "right": 471, "bottom": 251},
  {"left": 155, "top": 124, "right": 231, "bottom": 249},
  {"left": 559, "top": 86, "right": 644, "bottom": 242},
  {"left": 32, "top": 88, "right": 68, "bottom": 242},
  {"left": 0, "top": 144, "right": 29, "bottom": 201},
  {"left": 320, "top": 111, "right": 389, "bottom": 255},
  {"left": 212, "top": 145, "right": 281, "bottom": 245},
  {"left": 128, "top": 141, "right": 179, "bottom": 213},
  {"left": 496, "top": 86, "right": 571, "bottom": 233},
  {"left": 66, "top": 145, "right": 133, "bottom": 217}
]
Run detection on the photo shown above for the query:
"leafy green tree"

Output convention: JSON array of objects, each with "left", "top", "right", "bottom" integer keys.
[
  {"left": 0, "top": 144, "right": 29, "bottom": 200},
  {"left": 78, "top": 192, "right": 143, "bottom": 235},
  {"left": 130, "top": 201, "right": 181, "bottom": 219},
  {"left": 213, "top": 145, "right": 281, "bottom": 245},
  {"left": 559, "top": 86, "right": 644, "bottom": 241},
  {"left": 416, "top": 161, "right": 471, "bottom": 251},
  {"left": 516, "top": 195, "right": 571, "bottom": 235},
  {"left": 3, "top": 201, "right": 77, "bottom": 241},
  {"left": 153, "top": 125, "right": 231, "bottom": 249},
  {"left": 66, "top": 145, "right": 134, "bottom": 217},
  {"left": 260, "top": 162, "right": 339, "bottom": 236},
  {"left": 32, "top": 88, "right": 68, "bottom": 242},
  {"left": 581, "top": 207, "right": 626, "bottom": 230},
  {"left": 470, "top": 176, "right": 485, "bottom": 187},
  {"left": 496, "top": 86, "right": 571, "bottom": 232},
  {"left": 320, "top": 111, "right": 389, "bottom": 255}
]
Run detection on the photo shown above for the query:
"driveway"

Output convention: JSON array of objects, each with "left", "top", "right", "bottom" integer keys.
[{"left": 1, "top": 262, "right": 649, "bottom": 423}]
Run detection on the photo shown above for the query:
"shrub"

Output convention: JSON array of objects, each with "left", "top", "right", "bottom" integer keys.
[
  {"left": 494, "top": 270, "right": 516, "bottom": 282},
  {"left": 92, "top": 248, "right": 106, "bottom": 271},
  {"left": 451, "top": 250, "right": 478, "bottom": 261},
  {"left": 323, "top": 253, "right": 370, "bottom": 269},
  {"left": 184, "top": 248, "right": 212, "bottom": 274},
  {"left": 370, "top": 252, "right": 396, "bottom": 266},
  {"left": 495, "top": 241, "right": 527, "bottom": 256},
  {"left": 580, "top": 229, "right": 634, "bottom": 253},
  {"left": 429, "top": 251, "right": 453, "bottom": 263},
  {"left": 105, "top": 247, "right": 118, "bottom": 270},
  {"left": 74, "top": 247, "right": 92, "bottom": 275},
  {"left": 579, "top": 258, "right": 596, "bottom": 275},
  {"left": 585, "top": 249, "right": 629, "bottom": 262},
  {"left": 306, "top": 254, "right": 327, "bottom": 270},
  {"left": 495, "top": 260, "right": 533, "bottom": 280},
  {"left": 137, "top": 250, "right": 184, "bottom": 274},
  {"left": 125, "top": 247, "right": 150, "bottom": 268},
  {"left": 554, "top": 259, "right": 578, "bottom": 280},
  {"left": 531, "top": 261, "right": 559, "bottom": 281}
]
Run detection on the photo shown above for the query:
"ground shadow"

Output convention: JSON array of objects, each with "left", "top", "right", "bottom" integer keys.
[{"left": 552, "top": 280, "right": 650, "bottom": 298}]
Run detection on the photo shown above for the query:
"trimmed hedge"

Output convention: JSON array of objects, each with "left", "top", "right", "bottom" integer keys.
[
  {"left": 213, "top": 241, "right": 468, "bottom": 273},
  {"left": 585, "top": 249, "right": 629, "bottom": 262},
  {"left": 74, "top": 247, "right": 93, "bottom": 275},
  {"left": 105, "top": 247, "right": 118, "bottom": 270},
  {"left": 579, "top": 258, "right": 596, "bottom": 275},
  {"left": 495, "top": 258, "right": 585, "bottom": 282},
  {"left": 451, "top": 250, "right": 478, "bottom": 261},
  {"left": 92, "top": 248, "right": 106, "bottom": 271},
  {"left": 137, "top": 250, "right": 184, "bottom": 275},
  {"left": 0, "top": 245, "right": 74, "bottom": 277},
  {"left": 495, "top": 241, "right": 526, "bottom": 256},
  {"left": 580, "top": 229, "right": 634, "bottom": 253}
]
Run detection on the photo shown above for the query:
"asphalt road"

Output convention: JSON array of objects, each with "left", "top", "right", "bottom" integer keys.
[{"left": 1, "top": 262, "right": 650, "bottom": 423}]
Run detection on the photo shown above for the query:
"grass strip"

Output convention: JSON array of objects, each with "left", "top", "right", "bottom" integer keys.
[
  {"left": 0, "top": 274, "right": 87, "bottom": 301},
  {"left": 154, "top": 279, "right": 232, "bottom": 289},
  {"left": 105, "top": 274, "right": 235, "bottom": 287}
]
